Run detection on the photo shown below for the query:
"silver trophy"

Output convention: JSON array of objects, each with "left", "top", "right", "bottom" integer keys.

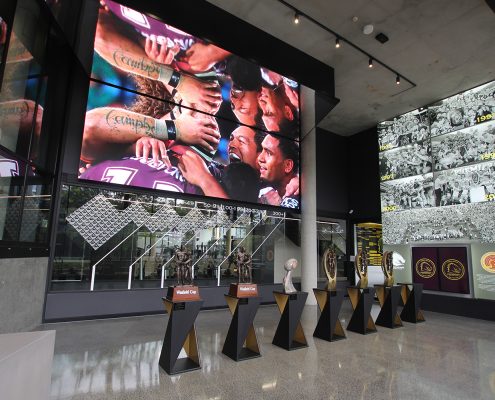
[{"left": 283, "top": 258, "right": 298, "bottom": 294}]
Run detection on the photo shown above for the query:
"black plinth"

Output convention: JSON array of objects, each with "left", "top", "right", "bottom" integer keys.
[
  {"left": 313, "top": 288, "right": 346, "bottom": 342},
  {"left": 398, "top": 283, "right": 425, "bottom": 323},
  {"left": 374, "top": 285, "right": 403, "bottom": 329},
  {"left": 159, "top": 298, "right": 203, "bottom": 375},
  {"left": 346, "top": 286, "right": 377, "bottom": 335},
  {"left": 222, "top": 294, "right": 261, "bottom": 361},
  {"left": 272, "top": 291, "right": 308, "bottom": 350}
]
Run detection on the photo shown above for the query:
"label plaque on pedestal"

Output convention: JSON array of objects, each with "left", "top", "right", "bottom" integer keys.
[
  {"left": 167, "top": 286, "right": 200, "bottom": 301},
  {"left": 229, "top": 283, "right": 258, "bottom": 297}
]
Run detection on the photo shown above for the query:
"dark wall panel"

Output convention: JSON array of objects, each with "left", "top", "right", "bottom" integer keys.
[
  {"left": 347, "top": 127, "right": 381, "bottom": 222},
  {"left": 315, "top": 128, "right": 349, "bottom": 217},
  {"left": 422, "top": 293, "right": 495, "bottom": 321}
]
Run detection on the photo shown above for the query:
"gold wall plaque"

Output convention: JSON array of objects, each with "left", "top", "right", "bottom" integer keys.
[
  {"left": 415, "top": 258, "right": 436, "bottom": 279},
  {"left": 441, "top": 259, "right": 465, "bottom": 280}
]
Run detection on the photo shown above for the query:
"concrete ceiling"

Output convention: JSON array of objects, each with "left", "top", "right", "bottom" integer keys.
[{"left": 206, "top": 0, "right": 495, "bottom": 136}]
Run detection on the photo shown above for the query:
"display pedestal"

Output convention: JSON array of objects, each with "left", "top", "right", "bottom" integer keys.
[
  {"left": 346, "top": 286, "right": 377, "bottom": 335},
  {"left": 222, "top": 294, "right": 261, "bottom": 361},
  {"left": 272, "top": 291, "right": 308, "bottom": 350},
  {"left": 399, "top": 283, "right": 425, "bottom": 323},
  {"left": 374, "top": 285, "right": 403, "bottom": 329},
  {"left": 159, "top": 297, "right": 203, "bottom": 375},
  {"left": 313, "top": 288, "right": 346, "bottom": 342}
]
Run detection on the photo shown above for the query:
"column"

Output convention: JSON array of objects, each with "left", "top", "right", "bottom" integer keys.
[{"left": 300, "top": 86, "right": 317, "bottom": 305}]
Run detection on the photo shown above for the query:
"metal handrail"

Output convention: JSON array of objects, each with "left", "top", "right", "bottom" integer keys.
[{"left": 90, "top": 203, "right": 169, "bottom": 291}]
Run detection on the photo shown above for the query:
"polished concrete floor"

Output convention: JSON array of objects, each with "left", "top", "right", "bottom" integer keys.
[{"left": 43, "top": 302, "right": 495, "bottom": 400}]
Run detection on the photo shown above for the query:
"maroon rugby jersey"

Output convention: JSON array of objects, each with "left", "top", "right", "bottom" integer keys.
[
  {"left": 80, "top": 157, "right": 200, "bottom": 195},
  {"left": 104, "top": 0, "right": 195, "bottom": 51}
]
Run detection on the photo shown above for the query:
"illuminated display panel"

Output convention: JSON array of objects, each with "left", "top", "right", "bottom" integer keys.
[
  {"left": 79, "top": 2, "right": 301, "bottom": 210},
  {"left": 378, "top": 108, "right": 429, "bottom": 152},
  {"left": 379, "top": 80, "right": 495, "bottom": 245}
]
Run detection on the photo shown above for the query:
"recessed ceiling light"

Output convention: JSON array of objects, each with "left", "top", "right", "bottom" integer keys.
[{"left": 363, "top": 24, "right": 374, "bottom": 35}]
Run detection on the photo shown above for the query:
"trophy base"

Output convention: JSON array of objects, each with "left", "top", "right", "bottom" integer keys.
[
  {"left": 229, "top": 283, "right": 258, "bottom": 298},
  {"left": 166, "top": 285, "right": 200, "bottom": 301}
]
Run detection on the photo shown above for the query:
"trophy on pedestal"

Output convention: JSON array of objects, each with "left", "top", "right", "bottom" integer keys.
[
  {"left": 323, "top": 247, "right": 338, "bottom": 290},
  {"left": 273, "top": 259, "right": 308, "bottom": 350},
  {"left": 381, "top": 251, "right": 395, "bottom": 286},
  {"left": 166, "top": 246, "right": 200, "bottom": 301},
  {"left": 160, "top": 246, "right": 203, "bottom": 375},
  {"left": 355, "top": 249, "right": 369, "bottom": 288},
  {"left": 229, "top": 247, "right": 258, "bottom": 297},
  {"left": 223, "top": 247, "right": 261, "bottom": 360},
  {"left": 283, "top": 258, "right": 298, "bottom": 293}
]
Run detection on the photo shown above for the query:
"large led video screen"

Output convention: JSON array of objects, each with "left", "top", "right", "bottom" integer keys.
[{"left": 78, "top": 1, "right": 301, "bottom": 210}]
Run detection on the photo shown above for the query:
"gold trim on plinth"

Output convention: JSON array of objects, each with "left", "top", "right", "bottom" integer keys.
[
  {"left": 335, "top": 320, "right": 345, "bottom": 337},
  {"left": 347, "top": 288, "right": 359, "bottom": 310},
  {"left": 417, "top": 310, "right": 425, "bottom": 321},
  {"left": 367, "top": 316, "right": 376, "bottom": 331},
  {"left": 183, "top": 327, "right": 200, "bottom": 364},
  {"left": 394, "top": 314, "right": 403, "bottom": 327},
  {"left": 294, "top": 322, "right": 307, "bottom": 345},
  {"left": 163, "top": 299, "right": 173, "bottom": 315},
  {"left": 376, "top": 286, "right": 386, "bottom": 307},
  {"left": 400, "top": 285, "right": 409, "bottom": 305},
  {"left": 224, "top": 295, "right": 239, "bottom": 315},
  {"left": 245, "top": 325, "right": 260, "bottom": 353},
  {"left": 273, "top": 292, "right": 289, "bottom": 313},
  {"left": 313, "top": 289, "right": 327, "bottom": 311}
]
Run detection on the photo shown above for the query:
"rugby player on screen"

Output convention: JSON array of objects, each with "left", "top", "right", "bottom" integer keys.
[
  {"left": 175, "top": 128, "right": 300, "bottom": 208},
  {"left": 257, "top": 134, "right": 300, "bottom": 208}
]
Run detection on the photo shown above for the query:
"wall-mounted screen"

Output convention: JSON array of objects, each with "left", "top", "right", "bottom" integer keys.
[{"left": 78, "top": 1, "right": 301, "bottom": 210}]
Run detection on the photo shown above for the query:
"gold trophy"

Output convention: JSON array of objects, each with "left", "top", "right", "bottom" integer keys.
[
  {"left": 323, "top": 247, "right": 338, "bottom": 290},
  {"left": 381, "top": 251, "right": 394, "bottom": 286},
  {"left": 355, "top": 249, "right": 369, "bottom": 288}
]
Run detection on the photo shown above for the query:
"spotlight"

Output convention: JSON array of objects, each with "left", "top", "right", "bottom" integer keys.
[
  {"left": 368, "top": 58, "right": 373, "bottom": 68},
  {"left": 396, "top": 75, "right": 401, "bottom": 85},
  {"left": 335, "top": 37, "right": 340, "bottom": 48},
  {"left": 294, "top": 13, "right": 300, "bottom": 24}
]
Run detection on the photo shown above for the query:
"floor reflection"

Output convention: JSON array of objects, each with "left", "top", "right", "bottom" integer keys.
[{"left": 45, "top": 304, "right": 495, "bottom": 400}]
